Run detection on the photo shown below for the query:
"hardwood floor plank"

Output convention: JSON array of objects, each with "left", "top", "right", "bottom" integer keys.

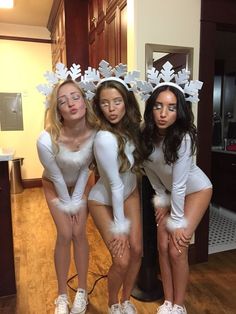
[{"left": 0, "top": 188, "right": 235, "bottom": 313}]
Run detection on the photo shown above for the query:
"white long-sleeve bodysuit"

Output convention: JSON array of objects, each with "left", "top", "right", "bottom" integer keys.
[
  {"left": 37, "top": 130, "right": 96, "bottom": 214},
  {"left": 88, "top": 130, "right": 137, "bottom": 234},
  {"left": 144, "top": 134, "right": 212, "bottom": 230}
]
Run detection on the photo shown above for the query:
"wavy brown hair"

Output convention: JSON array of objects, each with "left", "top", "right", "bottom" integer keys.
[{"left": 91, "top": 80, "right": 144, "bottom": 173}]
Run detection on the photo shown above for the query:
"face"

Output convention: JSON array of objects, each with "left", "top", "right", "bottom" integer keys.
[
  {"left": 99, "top": 87, "right": 126, "bottom": 124},
  {"left": 57, "top": 82, "right": 86, "bottom": 122},
  {"left": 152, "top": 90, "right": 177, "bottom": 134}
]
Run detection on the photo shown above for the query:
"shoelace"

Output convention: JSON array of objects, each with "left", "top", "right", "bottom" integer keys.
[
  {"left": 73, "top": 291, "right": 87, "bottom": 310},
  {"left": 122, "top": 301, "right": 137, "bottom": 313},
  {"left": 111, "top": 304, "right": 122, "bottom": 314},
  {"left": 55, "top": 297, "right": 69, "bottom": 314},
  {"left": 172, "top": 305, "right": 186, "bottom": 314}
]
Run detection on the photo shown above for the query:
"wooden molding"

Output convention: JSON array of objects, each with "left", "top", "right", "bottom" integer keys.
[
  {"left": 23, "top": 179, "right": 42, "bottom": 189},
  {"left": 0, "top": 35, "right": 51, "bottom": 44}
]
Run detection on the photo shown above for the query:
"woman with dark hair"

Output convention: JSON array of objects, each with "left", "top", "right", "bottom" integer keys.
[
  {"left": 37, "top": 76, "right": 96, "bottom": 314},
  {"left": 141, "top": 83, "right": 212, "bottom": 314},
  {"left": 88, "top": 78, "right": 143, "bottom": 314}
]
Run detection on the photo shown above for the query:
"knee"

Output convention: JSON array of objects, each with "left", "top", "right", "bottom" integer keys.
[
  {"left": 72, "top": 227, "right": 87, "bottom": 244},
  {"left": 56, "top": 230, "right": 72, "bottom": 246},
  {"left": 158, "top": 239, "right": 169, "bottom": 256},
  {"left": 130, "top": 243, "right": 142, "bottom": 261},
  {"left": 113, "top": 255, "right": 130, "bottom": 274},
  {"left": 169, "top": 244, "right": 188, "bottom": 264}
]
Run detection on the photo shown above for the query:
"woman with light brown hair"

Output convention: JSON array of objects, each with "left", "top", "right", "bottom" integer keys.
[{"left": 37, "top": 68, "right": 96, "bottom": 314}]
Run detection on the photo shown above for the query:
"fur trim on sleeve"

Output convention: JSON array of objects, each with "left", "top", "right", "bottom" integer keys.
[
  {"left": 51, "top": 198, "right": 86, "bottom": 214},
  {"left": 166, "top": 216, "right": 188, "bottom": 231},
  {"left": 152, "top": 193, "right": 171, "bottom": 208},
  {"left": 109, "top": 218, "right": 131, "bottom": 235}
]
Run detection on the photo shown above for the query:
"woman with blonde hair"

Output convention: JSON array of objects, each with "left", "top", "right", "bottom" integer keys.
[{"left": 37, "top": 69, "right": 96, "bottom": 314}]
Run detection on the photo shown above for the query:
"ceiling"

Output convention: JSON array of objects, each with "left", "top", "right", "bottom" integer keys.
[{"left": 0, "top": 0, "right": 53, "bottom": 27}]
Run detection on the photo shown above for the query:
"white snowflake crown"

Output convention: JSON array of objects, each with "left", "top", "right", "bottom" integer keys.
[
  {"left": 79, "top": 60, "right": 140, "bottom": 100},
  {"left": 137, "top": 61, "right": 203, "bottom": 103},
  {"left": 37, "top": 62, "right": 82, "bottom": 108}
]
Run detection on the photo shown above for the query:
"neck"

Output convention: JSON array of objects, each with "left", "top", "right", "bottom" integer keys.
[{"left": 62, "top": 118, "right": 88, "bottom": 136}]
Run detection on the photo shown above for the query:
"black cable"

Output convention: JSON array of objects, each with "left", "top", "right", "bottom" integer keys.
[{"left": 67, "top": 271, "right": 107, "bottom": 295}]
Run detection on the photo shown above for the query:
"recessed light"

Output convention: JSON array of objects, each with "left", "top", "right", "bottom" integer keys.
[{"left": 0, "top": 0, "right": 14, "bottom": 9}]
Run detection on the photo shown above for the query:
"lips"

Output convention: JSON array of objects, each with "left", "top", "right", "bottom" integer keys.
[
  {"left": 70, "top": 109, "right": 78, "bottom": 114},
  {"left": 109, "top": 115, "right": 118, "bottom": 120}
]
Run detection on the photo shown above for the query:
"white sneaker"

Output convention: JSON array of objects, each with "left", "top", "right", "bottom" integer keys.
[
  {"left": 172, "top": 304, "right": 187, "bottom": 314},
  {"left": 108, "top": 303, "right": 123, "bottom": 314},
  {"left": 70, "top": 288, "right": 88, "bottom": 314},
  {"left": 156, "top": 300, "right": 173, "bottom": 314},
  {"left": 55, "top": 295, "right": 70, "bottom": 314},
  {"left": 121, "top": 300, "right": 137, "bottom": 314}
]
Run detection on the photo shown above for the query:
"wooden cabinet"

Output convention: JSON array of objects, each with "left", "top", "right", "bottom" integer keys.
[
  {"left": 48, "top": 0, "right": 89, "bottom": 71},
  {"left": 0, "top": 161, "right": 16, "bottom": 296},
  {"left": 48, "top": 0, "right": 127, "bottom": 71},
  {"left": 211, "top": 150, "right": 236, "bottom": 212},
  {"left": 51, "top": 0, "right": 66, "bottom": 69},
  {"left": 88, "top": 0, "right": 127, "bottom": 67}
]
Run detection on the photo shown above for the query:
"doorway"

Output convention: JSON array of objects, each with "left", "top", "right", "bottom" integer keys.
[{"left": 198, "top": 0, "right": 236, "bottom": 262}]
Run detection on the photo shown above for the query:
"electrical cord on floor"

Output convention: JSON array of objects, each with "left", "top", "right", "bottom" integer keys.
[{"left": 67, "top": 271, "right": 107, "bottom": 295}]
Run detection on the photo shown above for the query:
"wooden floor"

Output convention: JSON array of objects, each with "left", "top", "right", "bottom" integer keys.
[{"left": 0, "top": 188, "right": 236, "bottom": 314}]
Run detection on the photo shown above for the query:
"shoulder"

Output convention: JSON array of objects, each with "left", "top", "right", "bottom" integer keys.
[
  {"left": 95, "top": 130, "right": 117, "bottom": 143},
  {"left": 94, "top": 130, "right": 118, "bottom": 150},
  {"left": 37, "top": 130, "right": 52, "bottom": 146}
]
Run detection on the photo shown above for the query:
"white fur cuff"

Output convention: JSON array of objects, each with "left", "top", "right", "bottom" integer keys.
[
  {"left": 152, "top": 193, "right": 171, "bottom": 208},
  {"left": 51, "top": 198, "right": 86, "bottom": 214},
  {"left": 109, "top": 218, "right": 131, "bottom": 235},
  {"left": 166, "top": 216, "right": 188, "bottom": 232}
]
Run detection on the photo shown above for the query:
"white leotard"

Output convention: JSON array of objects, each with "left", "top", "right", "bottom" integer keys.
[
  {"left": 144, "top": 134, "right": 212, "bottom": 230},
  {"left": 88, "top": 130, "right": 137, "bottom": 234},
  {"left": 37, "top": 130, "right": 96, "bottom": 214}
]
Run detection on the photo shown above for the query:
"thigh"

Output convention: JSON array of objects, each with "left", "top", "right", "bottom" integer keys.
[
  {"left": 42, "top": 179, "right": 72, "bottom": 235},
  {"left": 88, "top": 200, "right": 115, "bottom": 247},
  {"left": 184, "top": 187, "right": 212, "bottom": 236},
  {"left": 124, "top": 187, "right": 142, "bottom": 247}
]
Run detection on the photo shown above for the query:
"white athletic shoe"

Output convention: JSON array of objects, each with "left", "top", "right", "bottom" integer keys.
[
  {"left": 172, "top": 304, "right": 187, "bottom": 314},
  {"left": 54, "top": 294, "right": 70, "bottom": 314},
  {"left": 108, "top": 303, "right": 123, "bottom": 314},
  {"left": 70, "top": 288, "right": 88, "bottom": 314},
  {"left": 156, "top": 300, "right": 173, "bottom": 314},
  {"left": 121, "top": 300, "right": 137, "bottom": 313}
]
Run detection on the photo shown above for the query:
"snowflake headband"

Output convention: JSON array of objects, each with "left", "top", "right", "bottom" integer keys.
[
  {"left": 79, "top": 60, "right": 140, "bottom": 100},
  {"left": 136, "top": 61, "right": 203, "bottom": 103},
  {"left": 37, "top": 62, "right": 82, "bottom": 108},
  {"left": 37, "top": 60, "right": 140, "bottom": 107}
]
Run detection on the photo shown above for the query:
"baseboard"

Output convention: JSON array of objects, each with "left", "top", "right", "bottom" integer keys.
[{"left": 22, "top": 178, "right": 42, "bottom": 188}]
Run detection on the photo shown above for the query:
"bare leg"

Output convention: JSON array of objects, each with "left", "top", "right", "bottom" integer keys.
[
  {"left": 88, "top": 200, "right": 131, "bottom": 307},
  {"left": 72, "top": 208, "right": 89, "bottom": 290},
  {"left": 43, "top": 179, "right": 73, "bottom": 295},
  {"left": 170, "top": 188, "right": 212, "bottom": 306},
  {"left": 121, "top": 187, "right": 142, "bottom": 302},
  {"left": 157, "top": 216, "right": 174, "bottom": 303}
]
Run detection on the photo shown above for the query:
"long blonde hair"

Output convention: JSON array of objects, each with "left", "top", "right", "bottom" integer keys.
[{"left": 44, "top": 79, "right": 97, "bottom": 151}]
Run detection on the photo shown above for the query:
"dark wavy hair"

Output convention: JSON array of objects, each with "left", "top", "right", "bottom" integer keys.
[
  {"left": 141, "top": 85, "right": 197, "bottom": 164},
  {"left": 91, "top": 80, "right": 144, "bottom": 173}
]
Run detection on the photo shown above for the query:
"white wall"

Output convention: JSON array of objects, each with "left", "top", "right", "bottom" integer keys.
[
  {"left": 128, "top": 0, "right": 201, "bottom": 114},
  {"left": 0, "top": 38, "right": 51, "bottom": 180}
]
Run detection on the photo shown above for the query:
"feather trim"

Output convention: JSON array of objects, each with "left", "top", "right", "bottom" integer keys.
[
  {"left": 51, "top": 198, "right": 86, "bottom": 214},
  {"left": 152, "top": 193, "right": 171, "bottom": 208},
  {"left": 166, "top": 216, "right": 188, "bottom": 231},
  {"left": 109, "top": 218, "right": 131, "bottom": 235}
]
